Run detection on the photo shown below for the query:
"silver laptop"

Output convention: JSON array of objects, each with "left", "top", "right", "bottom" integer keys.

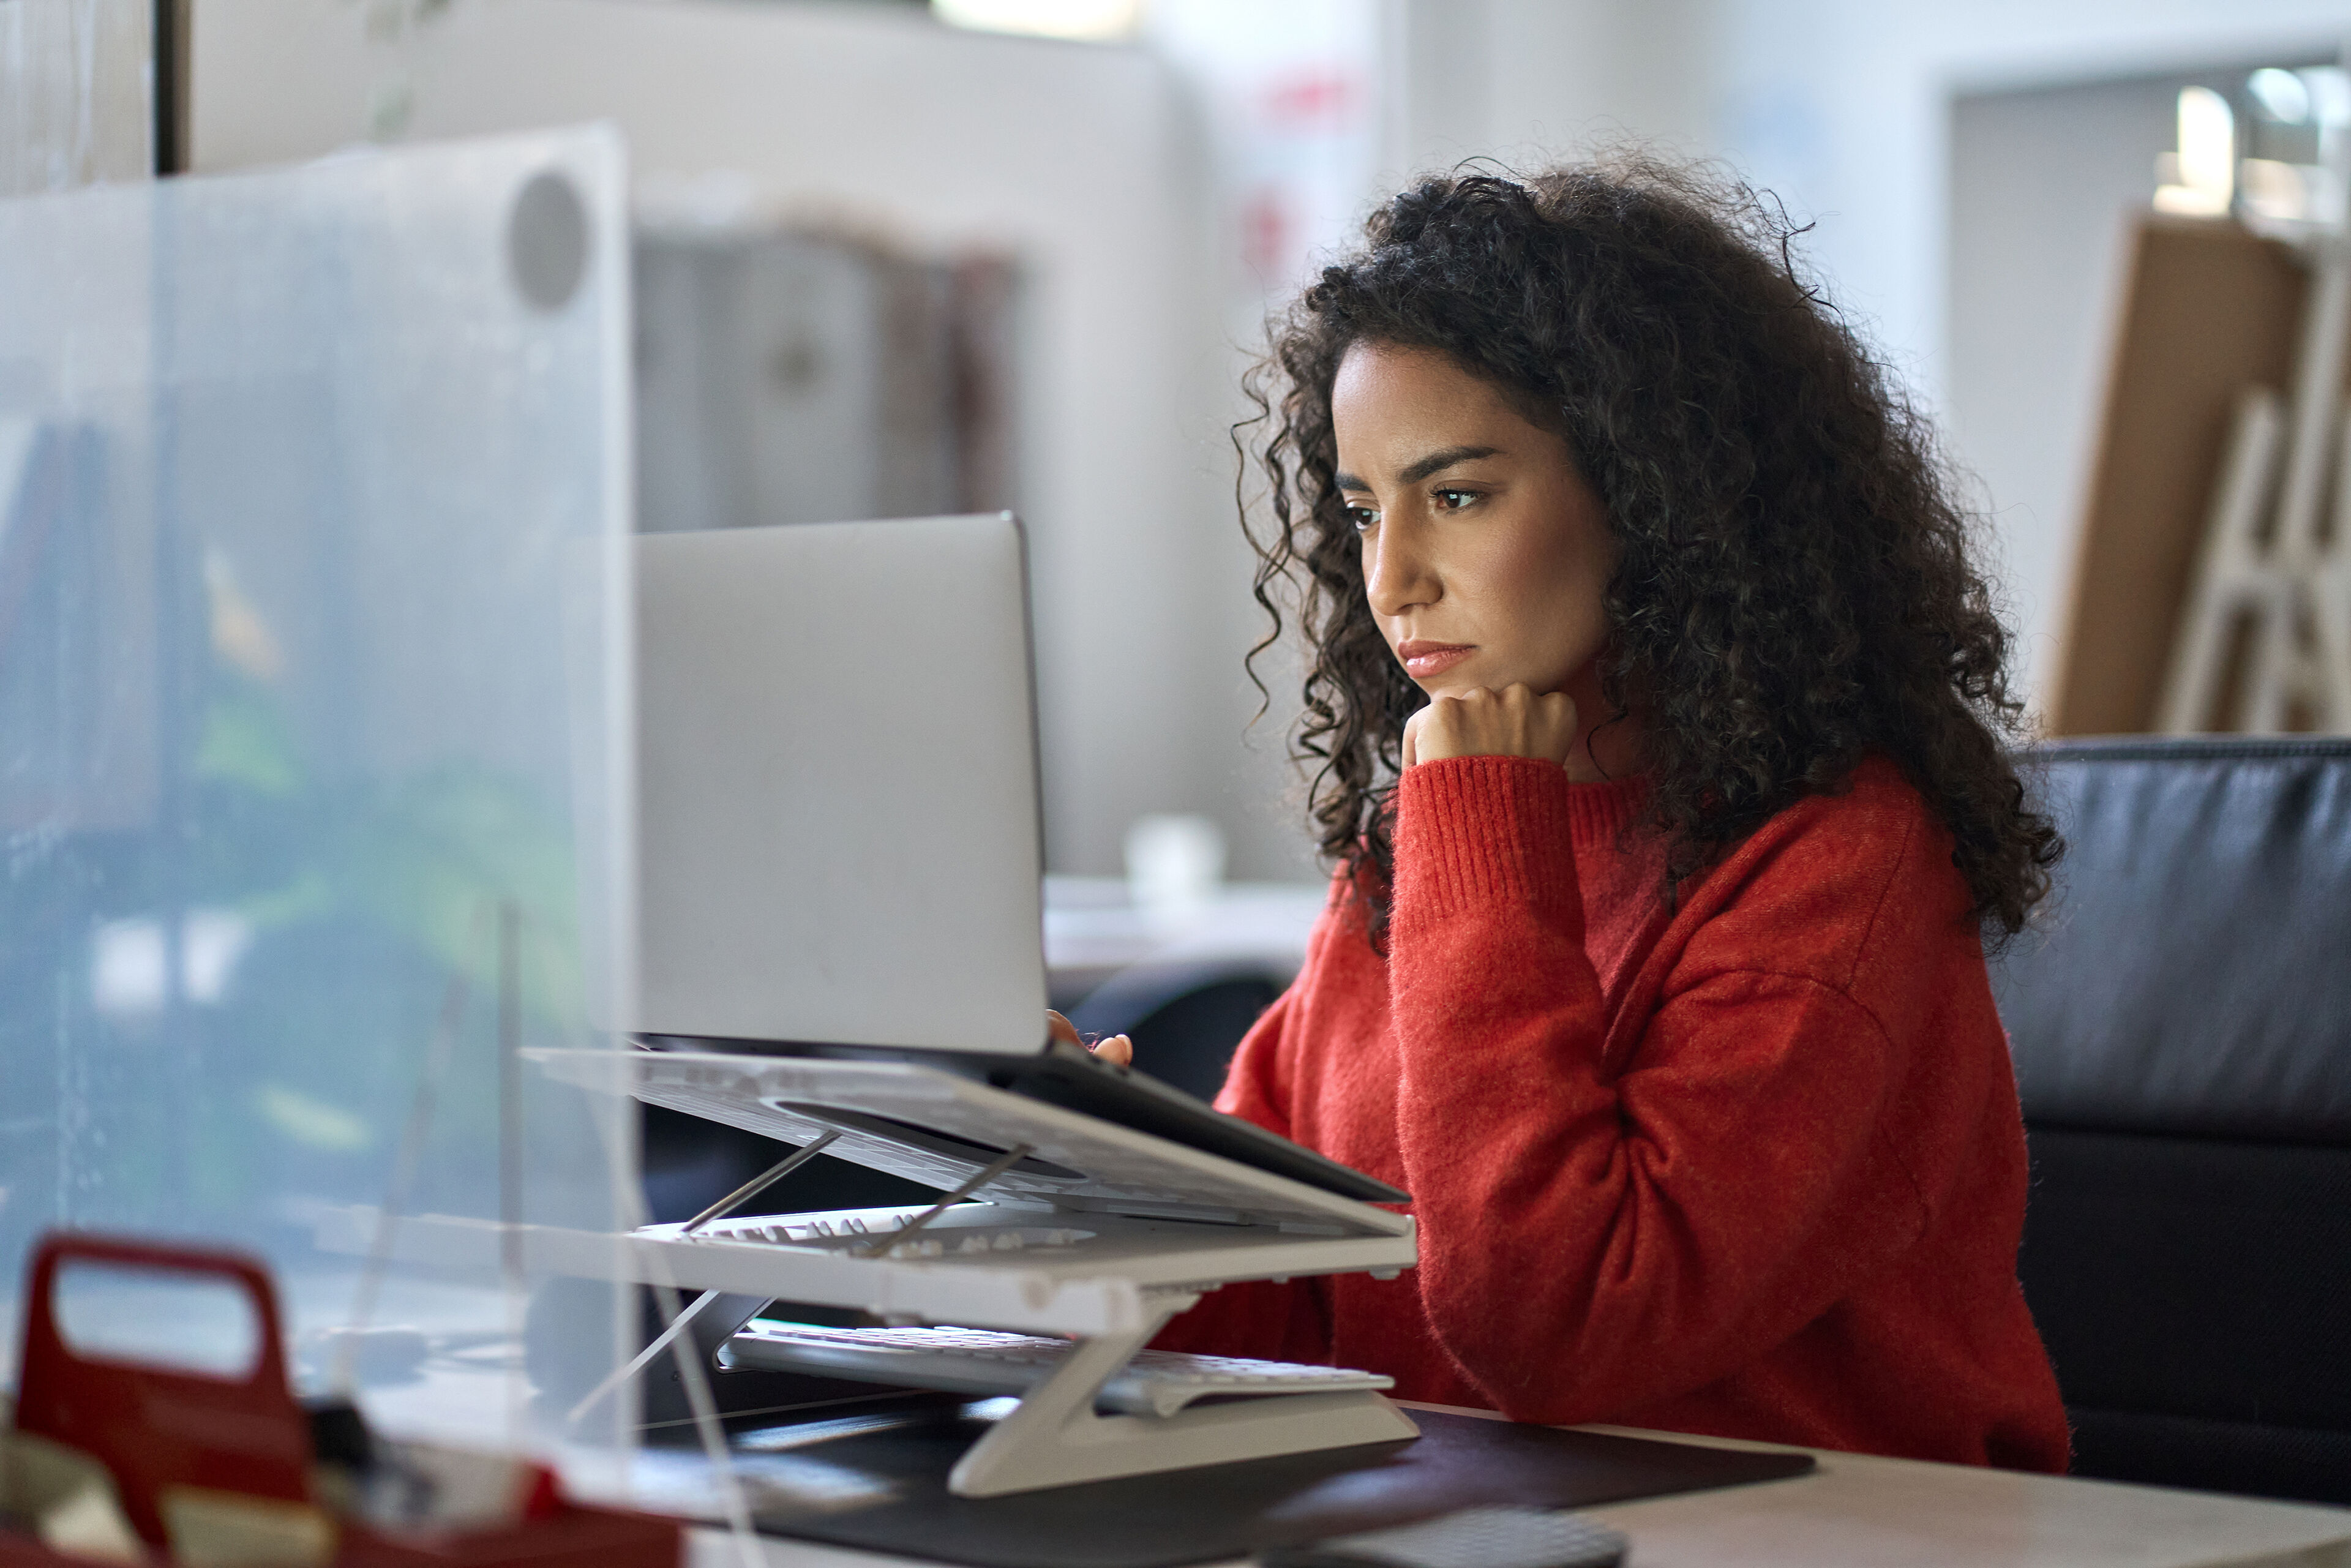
[
  {"left": 635, "top": 513, "right": 1047, "bottom": 1054},
  {"left": 632, "top": 514, "right": 1401, "bottom": 1204}
]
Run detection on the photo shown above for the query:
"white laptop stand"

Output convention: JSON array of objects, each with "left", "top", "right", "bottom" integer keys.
[
  {"left": 324, "top": 1048, "right": 1420, "bottom": 1497},
  {"left": 930, "top": 1302, "right": 1400, "bottom": 1497}
]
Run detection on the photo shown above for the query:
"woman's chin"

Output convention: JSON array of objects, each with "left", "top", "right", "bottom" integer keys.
[{"left": 1420, "top": 669, "right": 1504, "bottom": 697}]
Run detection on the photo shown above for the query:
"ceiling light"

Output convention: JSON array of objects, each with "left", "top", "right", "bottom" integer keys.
[
  {"left": 932, "top": 0, "right": 1143, "bottom": 42},
  {"left": 2249, "top": 67, "right": 2310, "bottom": 124},
  {"left": 2155, "top": 86, "right": 2235, "bottom": 217}
]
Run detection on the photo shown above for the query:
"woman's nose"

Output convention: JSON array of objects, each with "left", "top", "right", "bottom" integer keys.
[{"left": 1365, "top": 524, "right": 1437, "bottom": 617}]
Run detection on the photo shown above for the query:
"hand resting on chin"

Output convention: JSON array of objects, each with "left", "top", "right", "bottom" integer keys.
[{"left": 1403, "top": 682, "right": 1578, "bottom": 770}]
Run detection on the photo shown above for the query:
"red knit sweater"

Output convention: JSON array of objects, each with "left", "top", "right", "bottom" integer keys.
[{"left": 1155, "top": 754, "right": 2070, "bottom": 1471}]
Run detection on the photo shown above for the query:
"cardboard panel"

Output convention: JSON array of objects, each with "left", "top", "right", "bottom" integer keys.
[{"left": 2050, "top": 218, "right": 2307, "bottom": 735}]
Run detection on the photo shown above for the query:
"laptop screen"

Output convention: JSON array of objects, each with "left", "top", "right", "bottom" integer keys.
[{"left": 634, "top": 516, "right": 1049, "bottom": 1056}]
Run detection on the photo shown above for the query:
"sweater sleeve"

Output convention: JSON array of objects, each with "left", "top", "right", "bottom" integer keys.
[{"left": 1389, "top": 756, "right": 1929, "bottom": 1424}]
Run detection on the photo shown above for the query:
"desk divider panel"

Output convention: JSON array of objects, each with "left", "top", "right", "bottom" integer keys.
[{"left": 0, "top": 127, "right": 641, "bottom": 1469}]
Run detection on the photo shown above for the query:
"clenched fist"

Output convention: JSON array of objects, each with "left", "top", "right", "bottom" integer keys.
[{"left": 1403, "top": 683, "right": 1578, "bottom": 770}]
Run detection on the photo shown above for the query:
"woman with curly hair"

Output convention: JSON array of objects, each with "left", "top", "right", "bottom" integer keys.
[{"left": 1141, "top": 160, "right": 2071, "bottom": 1469}]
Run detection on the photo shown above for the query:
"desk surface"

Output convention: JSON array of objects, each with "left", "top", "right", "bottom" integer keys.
[
  {"left": 684, "top": 1404, "right": 2351, "bottom": 1568},
  {"left": 1570, "top": 1423, "right": 2351, "bottom": 1567}
]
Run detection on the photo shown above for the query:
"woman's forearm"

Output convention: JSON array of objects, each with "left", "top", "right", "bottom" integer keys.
[{"left": 1388, "top": 756, "right": 1925, "bottom": 1422}]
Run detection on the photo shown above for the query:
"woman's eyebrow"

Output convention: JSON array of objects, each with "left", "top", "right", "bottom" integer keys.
[
  {"left": 1333, "top": 444, "right": 1502, "bottom": 493},
  {"left": 1397, "top": 445, "right": 1502, "bottom": 484}
]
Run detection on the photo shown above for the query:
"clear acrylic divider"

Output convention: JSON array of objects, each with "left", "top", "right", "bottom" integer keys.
[{"left": 0, "top": 125, "right": 642, "bottom": 1480}]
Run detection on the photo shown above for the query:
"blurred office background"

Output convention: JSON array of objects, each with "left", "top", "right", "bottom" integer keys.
[
  {"left": 8, "top": 0, "right": 2341, "bottom": 885},
  {"left": 149, "top": 0, "right": 2343, "bottom": 888}
]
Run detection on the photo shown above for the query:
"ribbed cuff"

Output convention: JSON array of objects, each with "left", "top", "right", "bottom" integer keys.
[{"left": 1394, "top": 756, "right": 1580, "bottom": 928}]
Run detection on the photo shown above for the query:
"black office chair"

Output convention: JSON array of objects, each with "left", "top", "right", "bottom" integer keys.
[
  {"left": 1990, "top": 736, "right": 2351, "bottom": 1503},
  {"left": 1067, "top": 957, "right": 1287, "bottom": 1103}
]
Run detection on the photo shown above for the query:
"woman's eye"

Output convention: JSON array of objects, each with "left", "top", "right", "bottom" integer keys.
[
  {"left": 1433, "top": 489, "right": 1479, "bottom": 512},
  {"left": 1345, "top": 505, "right": 1379, "bottom": 533}
]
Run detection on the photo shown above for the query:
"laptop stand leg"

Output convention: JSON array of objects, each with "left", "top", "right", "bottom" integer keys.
[{"left": 945, "top": 1295, "right": 1419, "bottom": 1499}]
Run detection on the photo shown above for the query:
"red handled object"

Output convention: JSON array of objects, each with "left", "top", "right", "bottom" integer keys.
[
  {"left": 13, "top": 1231, "right": 312, "bottom": 1547},
  {"left": 6, "top": 1230, "right": 682, "bottom": 1568}
]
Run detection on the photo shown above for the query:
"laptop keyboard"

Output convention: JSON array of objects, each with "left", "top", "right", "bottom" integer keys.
[
  {"left": 724, "top": 1322, "right": 1393, "bottom": 1418},
  {"left": 689, "top": 1212, "right": 1098, "bottom": 1258}
]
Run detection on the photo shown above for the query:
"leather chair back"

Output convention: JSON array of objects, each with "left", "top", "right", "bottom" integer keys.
[{"left": 1992, "top": 737, "right": 2351, "bottom": 1502}]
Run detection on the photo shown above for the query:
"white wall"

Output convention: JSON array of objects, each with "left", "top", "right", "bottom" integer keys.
[
  {"left": 192, "top": 0, "right": 1278, "bottom": 879},
  {"left": 1387, "top": 0, "right": 1721, "bottom": 180}
]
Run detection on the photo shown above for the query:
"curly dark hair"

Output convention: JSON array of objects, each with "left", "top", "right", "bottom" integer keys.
[{"left": 1242, "top": 158, "right": 2059, "bottom": 945}]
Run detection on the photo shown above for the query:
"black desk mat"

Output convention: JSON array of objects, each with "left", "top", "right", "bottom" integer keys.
[{"left": 722, "top": 1402, "right": 1814, "bottom": 1567}]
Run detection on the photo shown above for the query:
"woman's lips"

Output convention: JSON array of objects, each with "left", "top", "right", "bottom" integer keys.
[{"left": 1397, "top": 640, "right": 1475, "bottom": 679}]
